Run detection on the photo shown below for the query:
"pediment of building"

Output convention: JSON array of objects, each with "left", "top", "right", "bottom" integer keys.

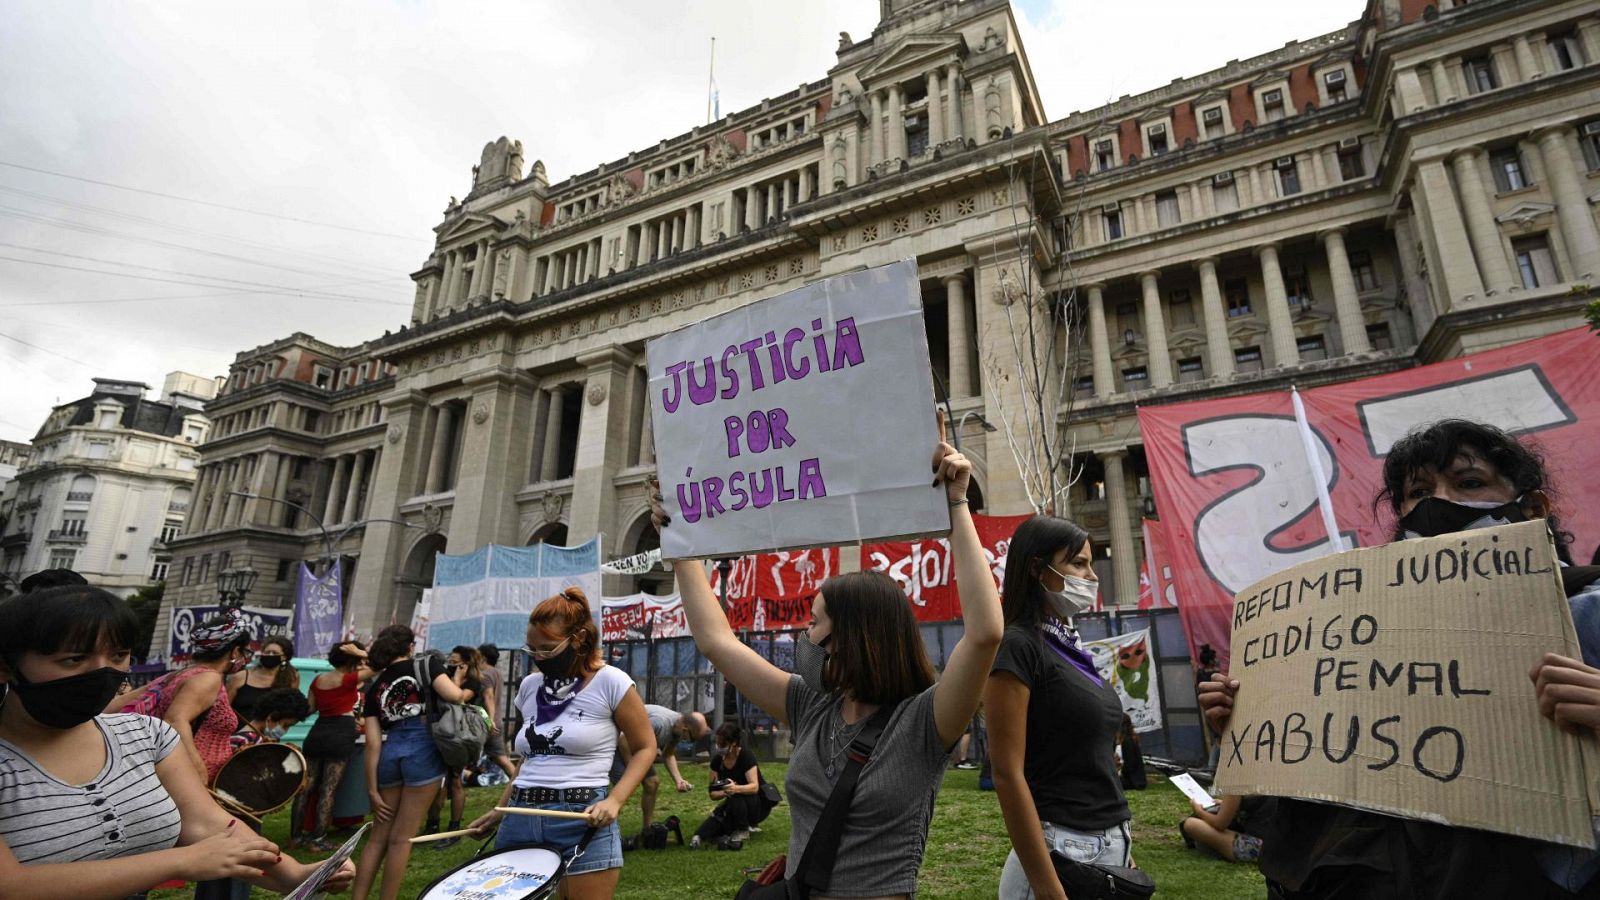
[
  {"left": 1495, "top": 201, "right": 1556, "bottom": 227},
  {"left": 1192, "top": 88, "right": 1229, "bottom": 105},
  {"left": 1227, "top": 319, "right": 1270, "bottom": 339},
  {"left": 1250, "top": 69, "right": 1291, "bottom": 88},
  {"left": 1169, "top": 329, "right": 1207, "bottom": 352},
  {"left": 857, "top": 34, "right": 965, "bottom": 85},
  {"left": 436, "top": 212, "right": 507, "bottom": 244}
]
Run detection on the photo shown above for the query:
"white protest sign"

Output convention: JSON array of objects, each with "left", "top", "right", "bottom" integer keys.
[
  {"left": 1215, "top": 520, "right": 1598, "bottom": 847},
  {"left": 646, "top": 259, "right": 949, "bottom": 559}
]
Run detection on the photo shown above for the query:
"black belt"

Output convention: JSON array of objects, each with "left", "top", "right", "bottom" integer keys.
[{"left": 511, "top": 785, "right": 601, "bottom": 805}]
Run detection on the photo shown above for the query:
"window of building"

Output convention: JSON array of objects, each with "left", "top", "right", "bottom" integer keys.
[
  {"left": 1324, "top": 69, "right": 1348, "bottom": 104},
  {"left": 49, "top": 549, "right": 76, "bottom": 570},
  {"left": 1490, "top": 147, "right": 1529, "bottom": 192},
  {"left": 59, "top": 516, "right": 85, "bottom": 536},
  {"left": 304, "top": 409, "right": 322, "bottom": 433},
  {"left": 1548, "top": 31, "right": 1584, "bottom": 71},
  {"left": 150, "top": 560, "right": 169, "bottom": 582},
  {"left": 97, "top": 410, "right": 119, "bottom": 429},
  {"left": 1200, "top": 106, "right": 1226, "bottom": 140},
  {"left": 1463, "top": 55, "right": 1498, "bottom": 94},
  {"left": 1212, "top": 176, "right": 1239, "bottom": 212},
  {"left": 1225, "top": 279, "right": 1252, "bottom": 317},
  {"left": 1103, "top": 208, "right": 1124, "bottom": 241},
  {"left": 199, "top": 554, "right": 212, "bottom": 583},
  {"left": 1285, "top": 268, "right": 1314, "bottom": 307},
  {"left": 1168, "top": 289, "right": 1196, "bottom": 327},
  {"left": 1350, "top": 250, "right": 1380, "bottom": 291},
  {"left": 1177, "top": 357, "right": 1205, "bottom": 383},
  {"left": 275, "top": 559, "right": 293, "bottom": 582},
  {"left": 1146, "top": 124, "right": 1169, "bottom": 157},
  {"left": 1513, "top": 234, "right": 1560, "bottom": 288},
  {"left": 1276, "top": 157, "right": 1302, "bottom": 196},
  {"left": 159, "top": 522, "right": 181, "bottom": 544},
  {"left": 906, "top": 112, "right": 930, "bottom": 157},
  {"left": 1073, "top": 375, "right": 1096, "bottom": 399},
  {"left": 181, "top": 558, "right": 194, "bottom": 586},
  {"left": 1338, "top": 146, "right": 1366, "bottom": 180},
  {"left": 1121, "top": 367, "right": 1149, "bottom": 390},
  {"left": 1094, "top": 139, "right": 1116, "bottom": 171},
  {"left": 1579, "top": 120, "right": 1600, "bottom": 172},
  {"left": 1154, "top": 191, "right": 1180, "bottom": 228},
  {"left": 1298, "top": 335, "right": 1329, "bottom": 361},
  {"left": 1261, "top": 89, "right": 1286, "bottom": 122},
  {"left": 313, "top": 366, "right": 334, "bottom": 389},
  {"left": 1235, "top": 346, "right": 1264, "bottom": 373},
  {"left": 218, "top": 550, "right": 231, "bottom": 572},
  {"left": 1367, "top": 323, "right": 1394, "bottom": 350}
]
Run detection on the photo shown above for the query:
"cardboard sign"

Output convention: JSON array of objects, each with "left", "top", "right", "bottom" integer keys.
[
  {"left": 647, "top": 259, "right": 948, "bottom": 559},
  {"left": 1215, "top": 520, "right": 1598, "bottom": 847}
]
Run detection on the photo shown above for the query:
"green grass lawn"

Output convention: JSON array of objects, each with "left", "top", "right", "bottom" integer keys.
[{"left": 162, "top": 765, "right": 1264, "bottom": 898}]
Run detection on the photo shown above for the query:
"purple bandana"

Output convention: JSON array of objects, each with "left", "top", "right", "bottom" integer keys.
[
  {"left": 1040, "top": 618, "right": 1104, "bottom": 687},
  {"left": 534, "top": 675, "right": 583, "bottom": 725}
]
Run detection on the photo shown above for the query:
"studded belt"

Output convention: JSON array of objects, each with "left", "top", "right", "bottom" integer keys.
[{"left": 511, "top": 785, "right": 601, "bottom": 805}]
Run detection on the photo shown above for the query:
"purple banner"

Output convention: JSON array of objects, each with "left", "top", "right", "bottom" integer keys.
[{"left": 293, "top": 562, "right": 343, "bottom": 657}]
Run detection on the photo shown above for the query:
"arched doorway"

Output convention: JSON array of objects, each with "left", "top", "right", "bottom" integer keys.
[
  {"left": 395, "top": 532, "right": 448, "bottom": 630},
  {"left": 618, "top": 510, "right": 669, "bottom": 596},
  {"left": 527, "top": 522, "right": 569, "bottom": 546}
]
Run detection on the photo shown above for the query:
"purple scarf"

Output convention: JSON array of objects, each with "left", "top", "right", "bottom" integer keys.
[
  {"left": 534, "top": 675, "right": 583, "bottom": 725},
  {"left": 1040, "top": 618, "right": 1104, "bottom": 687}
]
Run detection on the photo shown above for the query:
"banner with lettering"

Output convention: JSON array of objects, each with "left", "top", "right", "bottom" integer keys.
[
  {"left": 292, "top": 562, "right": 343, "bottom": 659},
  {"left": 864, "top": 513, "right": 1031, "bottom": 621},
  {"left": 428, "top": 539, "right": 603, "bottom": 651},
  {"left": 647, "top": 260, "right": 949, "bottom": 559},
  {"left": 1084, "top": 628, "right": 1163, "bottom": 732},
  {"left": 600, "top": 593, "right": 687, "bottom": 642},
  {"left": 709, "top": 548, "right": 838, "bottom": 631},
  {"left": 168, "top": 604, "right": 293, "bottom": 665},
  {"left": 1138, "top": 326, "right": 1600, "bottom": 666}
]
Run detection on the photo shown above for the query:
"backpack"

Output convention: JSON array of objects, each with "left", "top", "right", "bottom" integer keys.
[
  {"left": 414, "top": 659, "right": 488, "bottom": 772},
  {"left": 640, "top": 815, "right": 682, "bottom": 850}
]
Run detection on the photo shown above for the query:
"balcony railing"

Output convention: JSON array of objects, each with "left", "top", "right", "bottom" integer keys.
[
  {"left": 46, "top": 530, "right": 88, "bottom": 543},
  {"left": 168, "top": 502, "right": 189, "bottom": 512},
  {"left": 0, "top": 532, "right": 30, "bottom": 550},
  {"left": 65, "top": 492, "right": 94, "bottom": 502}
]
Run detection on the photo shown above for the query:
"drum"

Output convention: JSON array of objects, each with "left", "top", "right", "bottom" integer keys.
[
  {"left": 417, "top": 844, "right": 567, "bottom": 900},
  {"left": 211, "top": 741, "right": 308, "bottom": 821}
]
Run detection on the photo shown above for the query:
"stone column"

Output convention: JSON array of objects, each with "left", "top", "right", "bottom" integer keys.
[
  {"left": 274, "top": 453, "right": 293, "bottom": 516},
  {"left": 1514, "top": 34, "right": 1544, "bottom": 81},
  {"left": 425, "top": 406, "right": 454, "bottom": 494},
  {"left": 799, "top": 167, "right": 814, "bottom": 202},
  {"left": 927, "top": 70, "right": 944, "bottom": 147},
  {"left": 767, "top": 183, "right": 780, "bottom": 221},
  {"left": 440, "top": 250, "right": 459, "bottom": 308},
  {"left": 1086, "top": 284, "right": 1114, "bottom": 397},
  {"left": 347, "top": 390, "right": 429, "bottom": 632},
  {"left": 1138, "top": 272, "right": 1173, "bottom": 387},
  {"left": 467, "top": 242, "right": 486, "bottom": 298},
  {"left": 687, "top": 205, "right": 701, "bottom": 248},
  {"left": 1195, "top": 178, "right": 1214, "bottom": 218},
  {"left": 1579, "top": 20, "right": 1600, "bottom": 63},
  {"left": 543, "top": 255, "right": 558, "bottom": 294},
  {"left": 869, "top": 90, "right": 885, "bottom": 164},
  {"left": 945, "top": 65, "right": 963, "bottom": 142},
  {"left": 1450, "top": 149, "right": 1516, "bottom": 295},
  {"left": 324, "top": 455, "right": 347, "bottom": 525},
  {"left": 205, "top": 464, "right": 228, "bottom": 530},
  {"left": 1099, "top": 449, "right": 1140, "bottom": 607},
  {"left": 188, "top": 466, "right": 212, "bottom": 532},
  {"left": 1321, "top": 229, "right": 1372, "bottom": 355},
  {"left": 243, "top": 450, "right": 277, "bottom": 525},
  {"left": 226, "top": 460, "right": 249, "bottom": 526},
  {"left": 638, "top": 393, "right": 655, "bottom": 466},
  {"left": 539, "top": 387, "right": 566, "bottom": 481},
  {"left": 342, "top": 451, "right": 368, "bottom": 524},
  {"left": 1490, "top": 44, "right": 1521, "bottom": 85},
  {"left": 1256, "top": 243, "right": 1300, "bottom": 366},
  {"left": 944, "top": 274, "right": 972, "bottom": 398},
  {"left": 1392, "top": 212, "right": 1437, "bottom": 336},
  {"left": 1195, "top": 258, "right": 1234, "bottom": 378},
  {"left": 569, "top": 347, "right": 635, "bottom": 550},
  {"left": 1413, "top": 157, "right": 1484, "bottom": 305},
  {"left": 1428, "top": 60, "right": 1455, "bottom": 106},
  {"left": 449, "top": 369, "right": 538, "bottom": 552},
  {"left": 1535, "top": 126, "right": 1600, "bottom": 280},
  {"left": 887, "top": 83, "right": 907, "bottom": 160}
]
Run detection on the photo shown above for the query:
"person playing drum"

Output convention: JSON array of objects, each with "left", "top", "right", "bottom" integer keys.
[
  {"left": 468, "top": 588, "right": 656, "bottom": 900},
  {"left": 0, "top": 585, "right": 354, "bottom": 898}
]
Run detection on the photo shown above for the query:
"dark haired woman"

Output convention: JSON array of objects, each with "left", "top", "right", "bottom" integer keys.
[
  {"left": 987, "top": 516, "right": 1131, "bottom": 900},
  {"left": 690, "top": 722, "right": 773, "bottom": 849},
  {"left": 649, "top": 423, "right": 1002, "bottom": 899},
  {"left": 0, "top": 586, "right": 353, "bottom": 897},
  {"left": 227, "top": 634, "right": 299, "bottom": 723},
  {"left": 1199, "top": 419, "right": 1600, "bottom": 898},
  {"left": 468, "top": 588, "right": 655, "bottom": 900},
  {"left": 289, "top": 639, "right": 368, "bottom": 851},
  {"left": 424, "top": 645, "right": 487, "bottom": 849},
  {"left": 121, "top": 610, "right": 256, "bottom": 783},
  {"left": 351, "top": 624, "right": 468, "bottom": 900}
]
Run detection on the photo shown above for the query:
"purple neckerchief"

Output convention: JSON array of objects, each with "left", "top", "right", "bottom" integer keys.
[
  {"left": 534, "top": 675, "right": 582, "bottom": 725},
  {"left": 1040, "top": 618, "right": 1104, "bottom": 687}
]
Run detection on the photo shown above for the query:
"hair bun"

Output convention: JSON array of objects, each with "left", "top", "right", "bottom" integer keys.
[{"left": 559, "top": 586, "right": 588, "bottom": 604}]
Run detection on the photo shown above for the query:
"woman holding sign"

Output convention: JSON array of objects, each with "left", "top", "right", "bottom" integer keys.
[
  {"left": 648, "top": 415, "right": 1002, "bottom": 900},
  {"left": 1199, "top": 419, "right": 1600, "bottom": 899},
  {"left": 985, "top": 516, "right": 1139, "bottom": 900}
]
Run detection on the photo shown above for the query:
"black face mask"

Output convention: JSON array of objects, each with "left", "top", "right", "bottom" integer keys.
[
  {"left": 1399, "top": 496, "right": 1525, "bottom": 539},
  {"left": 533, "top": 644, "right": 578, "bottom": 680},
  {"left": 257, "top": 655, "right": 283, "bottom": 670},
  {"left": 8, "top": 666, "right": 127, "bottom": 729}
]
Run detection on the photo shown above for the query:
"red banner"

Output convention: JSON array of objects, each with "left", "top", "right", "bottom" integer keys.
[
  {"left": 710, "top": 548, "right": 837, "bottom": 631},
  {"left": 1139, "top": 518, "right": 1179, "bottom": 610},
  {"left": 864, "top": 514, "right": 1031, "bottom": 621},
  {"left": 1138, "top": 326, "right": 1600, "bottom": 667}
]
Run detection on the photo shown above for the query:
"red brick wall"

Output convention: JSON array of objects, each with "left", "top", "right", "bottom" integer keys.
[
  {"left": 1171, "top": 102, "right": 1199, "bottom": 149},
  {"left": 1289, "top": 64, "right": 1319, "bottom": 113},
  {"left": 1228, "top": 84, "right": 1256, "bottom": 130}
]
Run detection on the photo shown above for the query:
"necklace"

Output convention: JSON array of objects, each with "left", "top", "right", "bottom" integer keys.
[{"left": 822, "top": 707, "right": 869, "bottom": 779}]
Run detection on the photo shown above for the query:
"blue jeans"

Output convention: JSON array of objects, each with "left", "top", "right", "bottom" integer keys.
[
  {"left": 495, "top": 786, "right": 622, "bottom": 876},
  {"left": 375, "top": 717, "right": 447, "bottom": 788},
  {"left": 998, "top": 820, "right": 1132, "bottom": 899}
]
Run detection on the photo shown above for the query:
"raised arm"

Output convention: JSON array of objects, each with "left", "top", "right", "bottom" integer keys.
[{"left": 930, "top": 422, "right": 1003, "bottom": 747}]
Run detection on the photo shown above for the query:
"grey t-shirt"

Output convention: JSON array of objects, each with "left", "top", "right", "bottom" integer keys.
[
  {"left": 642, "top": 704, "right": 678, "bottom": 758},
  {"left": 783, "top": 675, "right": 948, "bottom": 897}
]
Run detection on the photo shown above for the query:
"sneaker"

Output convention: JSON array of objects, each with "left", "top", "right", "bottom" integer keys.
[
  {"left": 690, "top": 835, "right": 702, "bottom": 849},
  {"left": 955, "top": 761, "right": 978, "bottom": 770},
  {"left": 747, "top": 825, "right": 761, "bottom": 833},
  {"left": 732, "top": 830, "right": 750, "bottom": 843}
]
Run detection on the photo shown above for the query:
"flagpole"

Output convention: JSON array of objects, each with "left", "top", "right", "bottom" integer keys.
[{"left": 706, "top": 37, "right": 716, "bottom": 124}]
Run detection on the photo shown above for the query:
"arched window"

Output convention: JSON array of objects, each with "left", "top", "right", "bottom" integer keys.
[{"left": 67, "top": 475, "right": 96, "bottom": 503}]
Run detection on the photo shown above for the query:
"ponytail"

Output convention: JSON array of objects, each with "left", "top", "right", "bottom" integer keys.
[{"left": 529, "top": 587, "right": 601, "bottom": 674}]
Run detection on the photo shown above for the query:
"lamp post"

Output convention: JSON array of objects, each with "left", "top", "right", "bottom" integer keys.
[{"left": 216, "top": 567, "right": 259, "bottom": 610}]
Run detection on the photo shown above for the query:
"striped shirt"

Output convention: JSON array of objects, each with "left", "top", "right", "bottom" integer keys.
[{"left": 0, "top": 713, "right": 184, "bottom": 864}]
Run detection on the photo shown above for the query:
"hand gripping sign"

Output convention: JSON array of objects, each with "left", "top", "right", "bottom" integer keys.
[{"left": 646, "top": 260, "right": 949, "bottom": 560}]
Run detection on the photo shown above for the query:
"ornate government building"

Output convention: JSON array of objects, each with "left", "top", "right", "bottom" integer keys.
[{"left": 163, "top": 0, "right": 1600, "bottom": 636}]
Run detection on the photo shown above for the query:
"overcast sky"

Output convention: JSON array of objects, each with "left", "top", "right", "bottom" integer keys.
[{"left": 0, "top": 0, "right": 1359, "bottom": 445}]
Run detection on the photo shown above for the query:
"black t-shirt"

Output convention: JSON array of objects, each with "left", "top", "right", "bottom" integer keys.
[
  {"left": 990, "top": 625, "right": 1130, "bottom": 830},
  {"left": 711, "top": 747, "right": 759, "bottom": 787},
  {"left": 362, "top": 657, "right": 444, "bottom": 730},
  {"left": 462, "top": 676, "right": 486, "bottom": 710}
]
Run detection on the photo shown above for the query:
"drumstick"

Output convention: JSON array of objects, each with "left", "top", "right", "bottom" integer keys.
[
  {"left": 493, "top": 806, "right": 592, "bottom": 820},
  {"left": 409, "top": 828, "right": 479, "bottom": 843}
]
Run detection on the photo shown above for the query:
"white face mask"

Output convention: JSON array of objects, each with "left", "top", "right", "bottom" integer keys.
[{"left": 1042, "top": 566, "right": 1098, "bottom": 617}]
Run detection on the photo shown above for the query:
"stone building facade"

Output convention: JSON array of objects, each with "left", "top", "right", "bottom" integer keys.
[
  {"left": 3, "top": 374, "right": 214, "bottom": 597},
  {"left": 165, "top": 0, "right": 1600, "bottom": 632}
]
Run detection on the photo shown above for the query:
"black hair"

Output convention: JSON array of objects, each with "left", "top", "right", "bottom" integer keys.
[
  {"left": 477, "top": 643, "right": 500, "bottom": 666},
  {"left": 250, "top": 687, "right": 310, "bottom": 724},
  {"left": 1377, "top": 419, "right": 1572, "bottom": 562},
  {"left": 262, "top": 635, "right": 295, "bottom": 658},
  {"left": 1000, "top": 516, "right": 1092, "bottom": 628},
  {"left": 328, "top": 639, "right": 365, "bottom": 669},
  {"left": 18, "top": 568, "right": 88, "bottom": 593},
  {"left": 368, "top": 624, "right": 415, "bottom": 668},
  {"left": 715, "top": 722, "right": 742, "bottom": 747},
  {"left": 0, "top": 586, "right": 140, "bottom": 669}
]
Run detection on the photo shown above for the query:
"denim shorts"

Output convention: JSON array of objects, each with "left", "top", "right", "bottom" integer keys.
[
  {"left": 375, "top": 717, "right": 447, "bottom": 788},
  {"left": 998, "top": 819, "right": 1133, "bottom": 899},
  {"left": 495, "top": 786, "right": 622, "bottom": 876}
]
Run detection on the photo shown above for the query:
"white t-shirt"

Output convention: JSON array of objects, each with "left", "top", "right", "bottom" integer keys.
[{"left": 512, "top": 665, "right": 633, "bottom": 788}]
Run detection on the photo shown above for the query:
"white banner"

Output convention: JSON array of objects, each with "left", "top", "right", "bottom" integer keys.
[
  {"left": 647, "top": 259, "right": 948, "bottom": 559},
  {"left": 1084, "top": 628, "right": 1163, "bottom": 733},
  {"left": 601, "top": 548, "right": 671, "bottom": 575},
  {"left": 411, "top": 589, "right": 433, "bottom": 653}
]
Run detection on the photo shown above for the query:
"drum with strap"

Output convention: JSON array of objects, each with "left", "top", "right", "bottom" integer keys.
[
  {"left": 210, "top": 741, "right": 308, "bottom": 823},
  {"left": 417, "top": 844, "right": 568, "bottom": 900}
]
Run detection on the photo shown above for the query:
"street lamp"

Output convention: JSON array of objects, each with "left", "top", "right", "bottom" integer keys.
[{"left": 216, "top": 567, "right": 259, "bottom": 609}]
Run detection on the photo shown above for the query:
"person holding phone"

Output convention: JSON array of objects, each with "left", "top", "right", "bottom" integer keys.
[{"left": 690, "top": 723, "right": 773, "bottom": 849}]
